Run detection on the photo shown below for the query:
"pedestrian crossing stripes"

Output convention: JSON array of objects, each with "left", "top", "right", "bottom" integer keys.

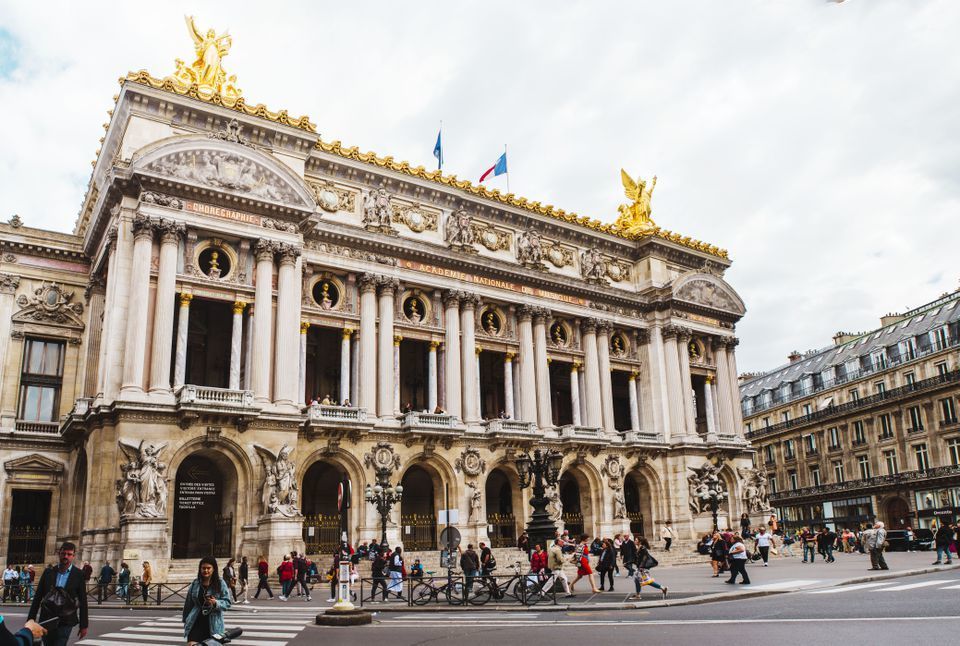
[{"left": 78, "top": 610, "right": 314, "bottom": 646}]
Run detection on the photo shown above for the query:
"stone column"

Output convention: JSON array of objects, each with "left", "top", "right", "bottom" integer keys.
[
  {"left": 517, "top": 306, "right": 537, "bottom": 424},
  {"left": 460, "top": 295, "right": 479, "bottom": 422},
  {"left": 677, "top": 328, "right": 697, "bottom": 437},
  {"left": 173, "top": 293, "right": 192, "bottom": 387},
  {"left": 428, "top": 341, "right": 439, "bottom": 412},
  {"left": 272, "top": 245, "right": 301, "bottom": 407},
  {"left": 704, "top": 375, "right": 717, "bottom": 440},
  {"left": 251, "top": 241, "right": 275, "bottom": 403},
  {"left": 340, "top": 328, "right": 352, "bottom": 404},
  {"left": 643, "top": 326, "right": 671, "bottom": 439},
  {"left": 443, "top": 291, "right": 462, "bottom": 418},
  {"left": 581, "top": 319, "right": 603, "bottom": 428},
  {"left": 350, "top": 333, "right": 359, "bottom": 406},
  {"left": 578, "top": 361, "right": 587, "bottom": 425},
  {"left": 661, "top": 325, "right": 687, "bottom": 439},
  {"left": 298, "top": 322, "right": 309, "bottom": 405},
  {"left": 121, "top": 215, "right": 154, "bottom": 393},
  {"left": 228, "top": 301, "right": 245, "bottom": 390},
  {"left": 475, "top": 346, "right": 483, "bottom": 418},
  {"left": 243, "top": 307, "right": 254, "bottom": 390},
  {"left": 726, "top": 339, "right": 745, "bottom": 436},
  {"left": 628, "top": 371, "right": 640, "bottom": 433},
  {"left": 596, "top": 323, "right": 616, "bottom": 434},
  {"left": 94, "top": 227, "right": 118, "bottom": 398},
  {"left": 503, "top": 352, "right": 515, "bottom": 419},
  {"left": 394, "top": 335, "right": 402, "bottom": 413},
  {"left": 532, "top": 309, "right": 552, "bottom": 429},
  {"left": 358, "top": 274, "right": 378, "bottom": 414},
  {"left": 377, "top": 278, "right": 399, "bottom": 417},
  {"left": 713, "top": 338, "right": 735, "bottom": 436},
  {"left": 148, "top": 219, "right": 184, "bottom": 393},
  {"left": 570, "top": 362, "right": 582, "bottom": 426}
]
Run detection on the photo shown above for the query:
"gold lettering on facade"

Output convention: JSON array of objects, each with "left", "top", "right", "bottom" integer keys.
[{"left": 185, "top": 201, "right": 262, "bottom": 225}]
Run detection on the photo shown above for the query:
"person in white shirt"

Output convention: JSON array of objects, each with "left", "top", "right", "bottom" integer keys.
[
  {"left": 661, "top": 521, "right": 675, "bottom": 551},
  {"left": 2, "top": 566, "right": 17, "bottom": 603},
  {"left": 755, "top": 528, "right": 772, "bottom": 566},
  {"left": 725, "top": 535, "right": 751, "bottom": 585}
]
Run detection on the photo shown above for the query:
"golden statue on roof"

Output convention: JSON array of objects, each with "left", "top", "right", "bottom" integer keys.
[
  {"left": 166, "top": 16, "right": 242, "bottom": 102},
  {"left": 614, "top": 169, "right": 657, "bottom": 236}
]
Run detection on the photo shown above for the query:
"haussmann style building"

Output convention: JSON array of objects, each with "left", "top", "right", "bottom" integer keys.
[
  {"left": 0, "top": 22, "right": 760, "bottom": 578},
  {"left": 741, "top": 289, "right": 960, "bottom": 533}
]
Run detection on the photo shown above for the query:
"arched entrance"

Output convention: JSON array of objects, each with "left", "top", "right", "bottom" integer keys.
[
  {"left": 172, "top": 452, "right": 238, "bottom": 559},
  {"left": 400, "top": 465, "right": 437, "bottom": 550},
  {"left": 559, "top": 472, "right": 584, "bottom": 537},
  {"left": 301, "top": 461, "right": 349, "bottom": 556},
  {"left": 624, "top": 472, "right": 651, "bottom": 538},
  {"left": 884, "top": 496, "right": 911, "bottom": 529},
  {"left": 485, "top": 468, "right": 516, "bottom": 547}
]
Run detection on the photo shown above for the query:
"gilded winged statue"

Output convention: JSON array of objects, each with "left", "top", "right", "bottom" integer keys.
[
  {"left": 614, "top": 169, "right": 657, "bottom": 236},
  {"left": 167, "top": 16, "right": 241, "bottom": 101}
]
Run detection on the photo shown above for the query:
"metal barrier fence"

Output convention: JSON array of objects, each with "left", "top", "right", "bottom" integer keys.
[
  {"left": 359, "top": 571, "right": 558, "bottom": 607},
  {"left": 0, "top": 582, "right": 196, "bottom": 606}
]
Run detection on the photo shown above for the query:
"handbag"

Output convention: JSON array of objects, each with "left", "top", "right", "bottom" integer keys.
[
  {"left": 639, "top": 553, "right": 659, "bottom": 570},
  {"left": 39, "top": 580, "right": 78, "bottom": 627}
]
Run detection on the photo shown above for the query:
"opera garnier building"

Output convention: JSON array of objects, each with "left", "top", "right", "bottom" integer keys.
[{"left": 0, "top": 20, "right": 759, "bottom": 577}]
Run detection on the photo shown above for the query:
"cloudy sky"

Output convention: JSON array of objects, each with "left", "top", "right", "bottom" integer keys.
[{"left": 0, "top": 0, "right": 956, "bottom": 373}]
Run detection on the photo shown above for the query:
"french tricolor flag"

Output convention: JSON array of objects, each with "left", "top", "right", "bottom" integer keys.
[{"left": 479, "top": 152, "right": 508, "bottom": 183}]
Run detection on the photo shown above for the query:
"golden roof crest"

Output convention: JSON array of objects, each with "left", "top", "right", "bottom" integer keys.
[
  {"left": 614, "top": 169, "right": 657, "bottom": 236},
  {"left": 166, "top": 16, "right": 241, "bottom": 102}
]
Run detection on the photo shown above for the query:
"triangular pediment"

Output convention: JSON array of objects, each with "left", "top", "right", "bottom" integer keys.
[
  {"left": 672, "top": 272, "right": 746, "bottom": 317},
  {"left": 4, "top": 453, "right": 64, "bottom": 475},
  {"left": 131, "top": 135, "right": 317, "bottom": 211}
]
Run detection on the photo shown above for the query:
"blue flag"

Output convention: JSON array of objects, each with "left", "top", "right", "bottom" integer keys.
[
  {"left": 493, "top": 152, "right": 507, "bottom": 176},
  {"left": 433, "top": 129, "right": 443, "bottom": 170}
]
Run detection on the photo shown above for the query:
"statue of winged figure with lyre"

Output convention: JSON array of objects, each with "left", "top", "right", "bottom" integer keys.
[{"left": 614, "top": 169, "right": 657, "bottom": 236}]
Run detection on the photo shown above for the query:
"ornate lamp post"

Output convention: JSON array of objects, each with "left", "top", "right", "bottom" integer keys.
[
  {"left": 365, "top": 481, "right": 403, "bottom": 547},
  {"left": 698, "top": 483, "right": 727, "bottom": 533},
  {"left": 516, "top": 449, "right": 563, "bottom": 553}
]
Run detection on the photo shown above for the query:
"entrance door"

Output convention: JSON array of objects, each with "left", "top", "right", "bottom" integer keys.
[
  {"left": 172, "top": 454, "right": 233, "bottom": 558},
  {"left": 301, "top": 461, "right": 347, "bottom": 555},
  {"left": 885, "top": 497, "right": 911, "bottom": 529},
  {"left": 400, "top": 466, "right": 437, "bottom": 550},
  {"left": 559, "top": 473, "right": 584, "bottom": 537},
  {"left": 7, "top": 490, "right": 51, "bottom": 564}
]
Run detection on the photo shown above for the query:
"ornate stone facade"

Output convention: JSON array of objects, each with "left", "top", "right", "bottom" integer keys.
[{"left": 0, "top": 54, "right": 754, "bottom": 580}]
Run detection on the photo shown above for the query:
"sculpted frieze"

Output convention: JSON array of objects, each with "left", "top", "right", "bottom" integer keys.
[
  {"left": 674, "top": 277, "right": 743, "bottom": 315},
  {"left": 14, "top": 282, "right": 84, "bottom": 328}
]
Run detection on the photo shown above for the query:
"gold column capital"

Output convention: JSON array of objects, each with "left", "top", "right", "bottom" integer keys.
[
  {"left": 429, "top": 340, "right": 441, "bottom": 350},
  {"left": 504, "top": 351, "right": 515, "bottom": 362},
  {"left": 233, "top": 300, "right": 246, "bottom": 315},
  {"left": 571, "top": 361, "right": 581, "bottom": 372},
  {"left": 342, "top": 327, "right": 354, "bottom": 340},
  {"left": 629, "top": 370, "right": 639, "bottom": 381},
  {"left": 179, "top": 292, "right": 193, "bottom": 307},
  {"left": 475, "top": 346, "right": 482, "bottom": 356},
  {"left": 705, "top": 374, "right": 714, "bottom": 385},
  {"left": 300, "top": 321, "right": 311, "bottom": 333},
  {"left": 394, "top": 334, "right": 403, "bottom": 346}
]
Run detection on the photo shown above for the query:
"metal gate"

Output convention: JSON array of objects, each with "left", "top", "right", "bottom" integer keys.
[
  {"left": 303, "top": 514, "right": 341, "bottom": 555},
  {"left": 400, "top": 514, "right": 437, "bottom": 550},
  {"left": 7, "top": 525, "right": 47, "bottom": 565},
  {"left": 487, "top": 513, "right": 517, "bottom": 548},
  {"left": 627, "top": 512, "right": 645, "bottom": 537},
  {"left": 213, "top": 514, "right": 233, "bottom": 558},
  {"left": 561, "top": 512, "right": 584, "bottom": 538}
]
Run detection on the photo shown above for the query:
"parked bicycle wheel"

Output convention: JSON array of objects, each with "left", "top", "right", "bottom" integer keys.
[
  {"left": 466, "top": 580, "right": 491, "bottom": 605},
  {"left": 411, "top": 582, "right": 436, "bottom": 606},
  {"left": 442, "top": 580, "right": 464, "bottom": 605}
]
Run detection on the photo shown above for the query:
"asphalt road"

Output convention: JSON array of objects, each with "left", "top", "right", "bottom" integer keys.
[{"left": 2, "top": 571, "right": 957, "bottom": 645}]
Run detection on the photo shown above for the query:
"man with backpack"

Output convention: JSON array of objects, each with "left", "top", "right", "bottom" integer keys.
[{"left": 28, "top": 542, "right": 89, "bottom": 645}]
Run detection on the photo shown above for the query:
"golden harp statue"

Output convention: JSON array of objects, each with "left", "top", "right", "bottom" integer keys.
[
  {"left": 614, "top": 169, "right": 657, "bottom": 236},
  {"left": 166, "top": 16, "right": 242, "bottom": 101}
]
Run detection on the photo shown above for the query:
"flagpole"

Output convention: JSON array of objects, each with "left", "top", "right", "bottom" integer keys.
[
  {"left": 504, "top": 143, "right": 510, "bottom": 194},
  {"left": 438, "top": 120, "right": 443, "bottom": 171}
]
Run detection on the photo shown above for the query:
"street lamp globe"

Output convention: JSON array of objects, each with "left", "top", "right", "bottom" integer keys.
[{"left": 516, "top": 453, "right": 531, "bottom": 480}]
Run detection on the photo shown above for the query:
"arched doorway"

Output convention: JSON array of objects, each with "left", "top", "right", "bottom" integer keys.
[
  {"left": 884, "top": 496, "right": 911, "bottom": 529},
  {"left": 301, "top": 461, "right": 348, "bottom": 556},
  {"left": 400, "top": 465, "right": 437, "bottom": 550},
  {"left": 624, "top": 472, "right": 651, "bottom": 538},
  {"left": 485, "top": 468, "right": 515, "bottom": 547},
  {"left": 172, "top": 452, "right": 238, "bottom": 559},
  {"left": 559, "top": 472, "right": 584, "bottom": 537}
]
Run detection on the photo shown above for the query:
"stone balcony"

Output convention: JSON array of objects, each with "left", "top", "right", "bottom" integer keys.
[
  {"left": 302, "top": 403, "right": 374, "bottom": 437},
  {"left": 175, "top": 384, "right": 261, "bottom": 430},
  {"left": 482, "top": 418, "right": 538, "bottom": 440},
  {"left": 13, "top": 420, "right": 60, "bottom": 435},
  {"left": 399, "top": 411, "right": 465, "bottom": 440},
  {"left": 557, "top": 424, "right": 609, "bottom": 447},
  {"left": 621, "top": 429, "right": 667, "bottom": 446}
]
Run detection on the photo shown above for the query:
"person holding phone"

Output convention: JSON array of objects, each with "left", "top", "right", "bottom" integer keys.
[
  {"left": 0, "top": 616, "right": 45, "bottom": 646},
  {"left": 182, "top": 557, "right": 232, "bottom": 646},
  {"left": 28, "top": 541, "right": 88, "bottom": 645}
]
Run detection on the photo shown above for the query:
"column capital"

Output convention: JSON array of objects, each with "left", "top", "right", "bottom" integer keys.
[
  {"left": 727, "top": 336, "right": 740, "bottom": 349},
  {"left": 475, "top": 346, "right": 482, "bottom": 356},
  {"left": 705, "top": 374, "right": 714, "bottom": 384},
  {"left": 233, "top": 300, "right": 246, "bottom": 315},
  {"left": 429, "top": 340, "right": 441, "bottom": 350},
  {"left": 662, "top": 323, "right": 689, "bottom": 340},
  {"left": 516, "top": 304, "right": 535, "bottom": 321},
  {"left": 131, "top": 214, "right": 154, "bottom": 240},
  {"left": 393, "top": 334, "right": 403, "bottom": 346},
  {"left": 504, "top": 351, "right": 515, "bottom": 362},
  {"left": 595, "top": 319, "right": 612, "bottom": 334},
  {"left": 342, "top": 327, "right": 354, "bottom": 339},
  {"left": 153, "top": 218, "right": 186, "bottom": 244},
  {"left": 629, "top": 370, "right": 639, "bottom": 381},
  {"left": 532, "top": 306, "right": 551, "bottom": 324},
  {"left": 358, "top": 272, "right": 380, "bottom": 294},
  {"left": 442, "top": 289, "right": 462, "bottom": 308},
  {"left": 254, "top": 239, "right": 277, "bottom": 262},
  {"left": 179, "top": 292, "right": 193, "bottom": 307},
  {"left": 571, "top": 361, "right": 581, "bottom": 372},
  {"left": 0, "top": 273, "right": 20, "bottom": 295},
  {"left": 636, "top": 328, "right": 651, "bottom": 345},
  {"left": 378, "top": 276, "right": 400, "bottom": 296},
  {"left": 300, "top": 321, "right": 311, "bottom": 334},
  {"left": 711, "top": 336, "right": 727, "bottom": 351},
  {"left": 276, "top": 242, "right": 302, "bottom": 265},
  {"left": 106, "top": 225, "right": 119, "bottom": 246},
  {"left": 460, "top": 292, "right": 481, "bottom": 310},
  {"left": 581, "top": 317, "right": 600, "bottom": 334}
]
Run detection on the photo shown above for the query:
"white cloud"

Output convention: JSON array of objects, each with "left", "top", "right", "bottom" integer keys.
[{"left": 0, "top": 0, "right": 956, "bottom": 373}]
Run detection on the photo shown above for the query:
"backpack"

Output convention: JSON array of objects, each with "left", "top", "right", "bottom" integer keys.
[{"left": 39, "top": 579, "right": 78, "bottom": 627}]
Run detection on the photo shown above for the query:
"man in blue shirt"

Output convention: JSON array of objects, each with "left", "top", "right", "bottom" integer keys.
[
  {"left": 28, "top": 542, "right": 89, "bottom": 645},
  {"left": 97, "top": 562, "right": 115, "bottom": 602}
]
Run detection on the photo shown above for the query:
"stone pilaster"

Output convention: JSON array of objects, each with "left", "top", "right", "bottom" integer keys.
[
  {"left": 340, "top": 328, "right": 353, "bottom": 404},
  {"left": 298, "top": 321, "right": 309, "bottom": 405},
  {"left": 120, "top": 215, "right": 154, "bottom": 394},
  {"left": 713, "top": 337, "right": 735, "bottom": 436},
  {"left": 581, "top": 319, "right": 603, "bottom": 428},
  {"left": 229, "top": 301, "right": 246, "bottom": 391},
  {"left": 460, "top": 294, "right": 480, "bottom": 423},
  {"left": 629, "top": 370, "right": 641, "bottom": 433},
  {"left": 503, "top": 352, "right": 515, "bottom": 419},
  {"left": 570, "top": 362, "right": 582, "bottom": 426},
  {"left": 596, "top": 322, "right": 616, "bottom": 434},
  {"left": 273, "top": 244, "right": 302, "bottom": 407},
  {"left": 377, "top": 278, "right": 399, "bottom": 417},
  {"left": 428, "top": 340, "right": 440, "bottom": 412},
  {"left": 148, "top": 219, "right": 185, "bottom": 394}
]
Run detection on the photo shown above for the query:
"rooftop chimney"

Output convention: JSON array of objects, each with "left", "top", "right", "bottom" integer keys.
[
  {"left": 788, "top": 351, "right": 802, "bottom": 363},
  {"left": 832, "top": 331, "right": 859, "bottom": 346},
  {"left": 880, "top": 313, "right": 906, "bottom": 327}
]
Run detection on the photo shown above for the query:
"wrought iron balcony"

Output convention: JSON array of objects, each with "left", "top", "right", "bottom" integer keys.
[
  {"left": 746, "top": 369, "right": 960, "bottom": 440},
  {"left": 770, "top": 464, "right": 960, "bottom": 503}
]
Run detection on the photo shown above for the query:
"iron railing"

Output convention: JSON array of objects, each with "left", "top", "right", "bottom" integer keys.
[{"left": 770, "top": 464, "right": 960, "bottom": 503}]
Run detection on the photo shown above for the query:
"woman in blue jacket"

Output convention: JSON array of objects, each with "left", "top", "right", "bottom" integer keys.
[{"left": 182, "top": 556, "right": 232, "bottom": 645}]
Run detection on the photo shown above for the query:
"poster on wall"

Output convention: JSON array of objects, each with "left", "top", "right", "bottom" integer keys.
[{"left": 177, "top": 479, "right": 217, "bottom": 511}]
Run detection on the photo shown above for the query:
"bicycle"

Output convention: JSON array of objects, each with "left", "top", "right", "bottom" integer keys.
[
  {"left": 468, "top": 561, "right": 527, "bottom": 605},
  {"left": 410, "top": 571, "right": 465, "bottom": 606}
]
